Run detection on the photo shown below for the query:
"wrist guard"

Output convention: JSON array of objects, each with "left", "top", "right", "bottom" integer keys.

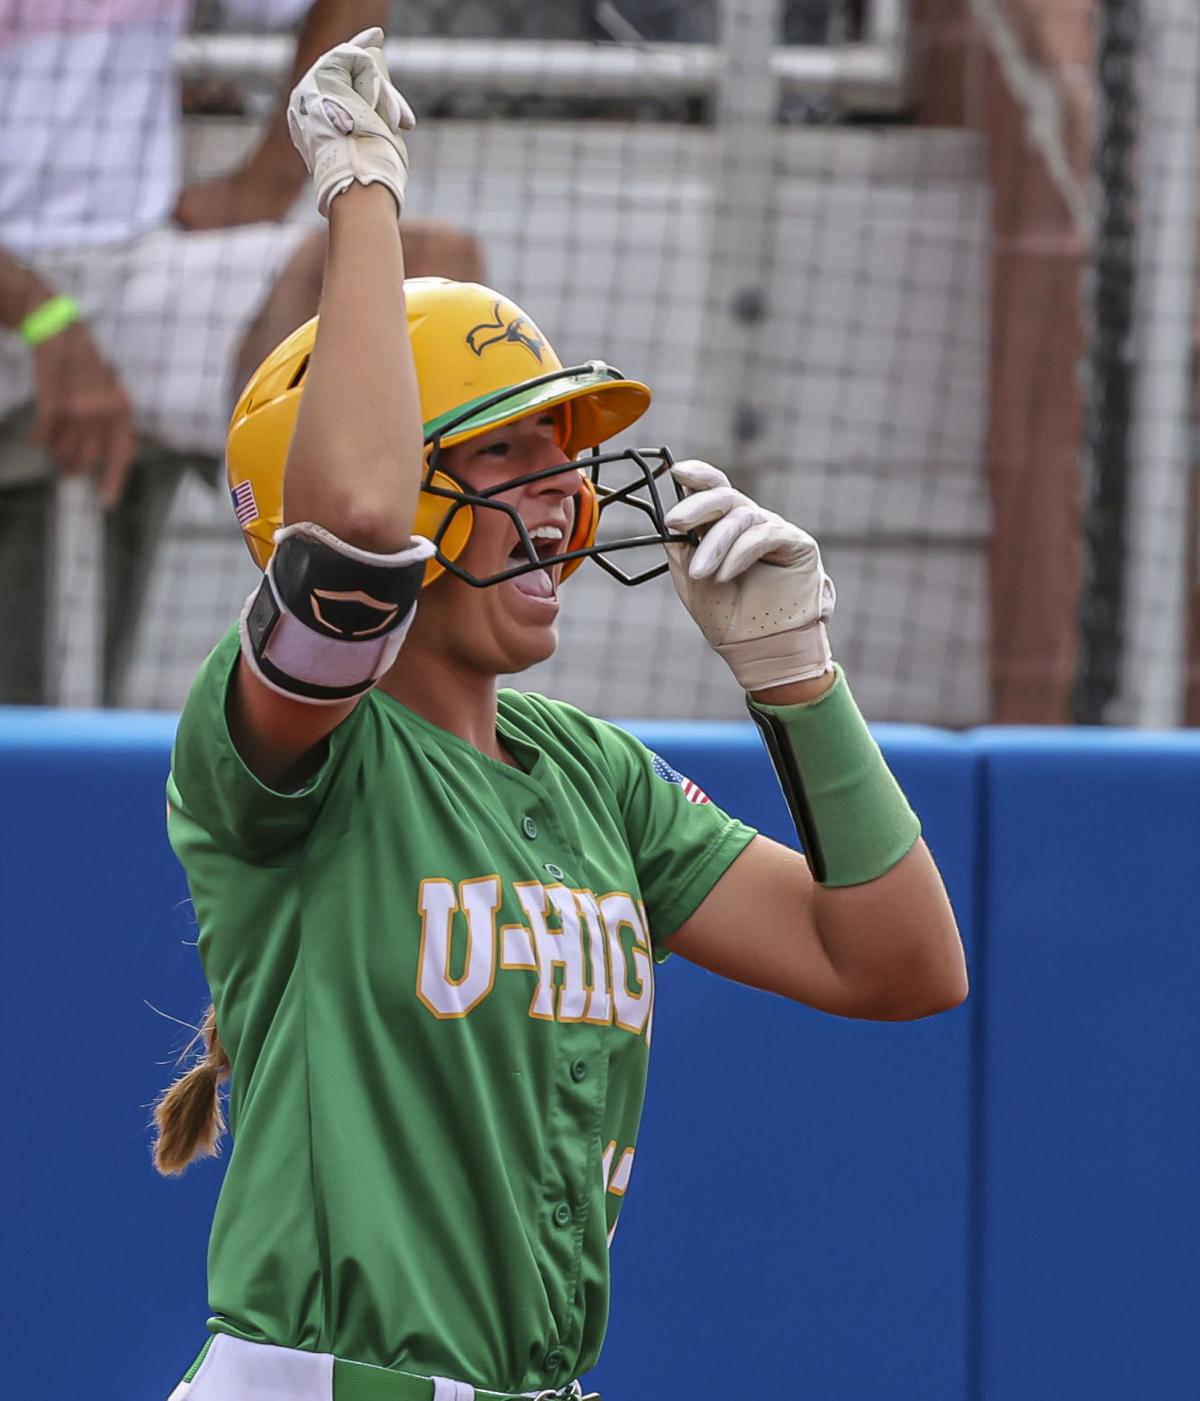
[
  {"left": 240, "top": 522, "right": 434, "bottom": 704},
  {"left": 747, "top": 667, "right": 921, "bottom": 886}
]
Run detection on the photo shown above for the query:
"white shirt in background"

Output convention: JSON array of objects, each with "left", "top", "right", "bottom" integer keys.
[{"left": 0, "top": 0, "right": 312, "bottom": 257}]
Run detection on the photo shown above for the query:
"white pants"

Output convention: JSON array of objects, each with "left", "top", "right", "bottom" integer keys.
[
  {"left": 168, "top": 1335, "right": 334, "bottom": 1400},
  {"left": 0, "top": 220, "right": 311, "bottom": 482},
  {"left": 166, "top": 1333, "right": 571, "bottom": 1401}
]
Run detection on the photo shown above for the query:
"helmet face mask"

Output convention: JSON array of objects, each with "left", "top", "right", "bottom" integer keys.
[
  {"left": 426, "top": 438, "right": 681, "bottom": 589},
  {"left": 226, "top": 280, "right": 688, "bottom": 585},
  {"left": 576, "top": 443, "right": 685, "bottom": 586},
  {"left": 423, "top": 363, "right": 684, "bottom": 589}
]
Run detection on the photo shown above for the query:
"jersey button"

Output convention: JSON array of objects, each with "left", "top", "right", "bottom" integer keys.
[
  {"left": 544, "top": 1349, "right": 565, "bottom": 1373},
  {"left": 553, "top": 1201, "right": 573, "bottom": 1227},
  {"left": 521, "top": 815, "right": 538, "bottom": 840},
  {"left": 569, "top": 1057, "right": 588, "bottom": 1082}
]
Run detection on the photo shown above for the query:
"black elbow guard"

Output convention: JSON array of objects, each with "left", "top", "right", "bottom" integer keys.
[{"left": 240, "top": 522, "right": 435, "bottom": 704}]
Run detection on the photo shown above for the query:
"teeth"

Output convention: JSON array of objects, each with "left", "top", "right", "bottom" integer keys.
[{"left": 511, "top": 524, "right": 565, "bottom": 565}]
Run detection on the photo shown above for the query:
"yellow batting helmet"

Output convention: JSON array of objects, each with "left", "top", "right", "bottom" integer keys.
[{"left": 227, "top": 278, "right": 674, "bottom": 588}]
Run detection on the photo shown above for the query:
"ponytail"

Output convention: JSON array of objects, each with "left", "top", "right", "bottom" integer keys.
[{"left": 153, "top": 1003, "right": 230, "bottom": 1176}]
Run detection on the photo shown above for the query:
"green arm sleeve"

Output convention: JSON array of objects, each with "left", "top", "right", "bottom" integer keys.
[{"left": 747, "top": 666, "right": 921, "bottom": 887}]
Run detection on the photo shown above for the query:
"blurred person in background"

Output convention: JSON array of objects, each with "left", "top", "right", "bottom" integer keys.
[{"left": 0, "top": 0, "right": 484, "bottom": 705}]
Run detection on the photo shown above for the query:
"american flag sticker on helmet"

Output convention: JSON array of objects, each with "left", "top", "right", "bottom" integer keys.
[
  {"left": 230, "top": 480, "right": 258, "bottom": 526},
  {"left": 651, "top": 753, "right": 710, "bottom": 805}
]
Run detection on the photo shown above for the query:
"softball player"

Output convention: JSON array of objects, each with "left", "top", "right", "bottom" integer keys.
[{"left": 158, "top": 30, "right": 967, "bottom": 1401}]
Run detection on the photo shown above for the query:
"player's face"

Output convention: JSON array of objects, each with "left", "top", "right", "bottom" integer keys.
[{"left": 418, "top": 411, "right": 580, "bottom": 674}]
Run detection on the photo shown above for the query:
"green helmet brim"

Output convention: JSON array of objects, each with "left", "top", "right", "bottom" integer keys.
[{"left": 424, "top": 361, "right": 652, "bottom": 458}]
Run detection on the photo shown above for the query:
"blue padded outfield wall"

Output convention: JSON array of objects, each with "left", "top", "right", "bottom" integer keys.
[{"left": 1, "top": 710, "right": 1197, "bottom": 1401}]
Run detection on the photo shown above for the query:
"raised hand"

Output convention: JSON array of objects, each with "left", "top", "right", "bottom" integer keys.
[{"left": 286, "top": 28, "right": 416, "bottom": 219}]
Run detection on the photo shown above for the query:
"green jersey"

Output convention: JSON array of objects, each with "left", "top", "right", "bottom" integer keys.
[{"left": 167, "top": 626, "right": 756, "bottom": 1393}]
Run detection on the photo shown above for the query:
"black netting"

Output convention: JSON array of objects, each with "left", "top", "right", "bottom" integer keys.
[{"left": 2, "top": 1, "right": 1197, "bottom": 724}]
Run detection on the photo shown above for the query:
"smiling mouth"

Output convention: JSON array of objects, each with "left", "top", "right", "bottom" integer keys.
[
  {"left": 510, "top": 566, "right": 557, "bottom": 601},
  {"left": 506, "top": 525, "right": 564, "bottom": 602}
]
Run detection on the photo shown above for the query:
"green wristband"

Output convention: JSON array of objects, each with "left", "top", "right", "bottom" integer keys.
[
  {"left": 747, "top": 666, "right": 921, "bottom": 887},
  {"left": 19, "top": 294, "right": 80, "bottom": 347}
]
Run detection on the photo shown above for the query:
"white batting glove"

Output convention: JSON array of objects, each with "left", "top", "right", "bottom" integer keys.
[
  {"left": 286, "top": 27, "right": 416, "bottom": 219},
  {"left": 663, "top": 459, "right": 836, "bottom": 692}
]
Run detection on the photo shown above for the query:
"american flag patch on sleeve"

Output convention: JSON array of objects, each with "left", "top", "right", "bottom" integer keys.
[
  {"left": 230, "top": 480, "right": 258, "bottom": 526},
  {"left": 651, "top": 753, "right": 710, "bottom": 805}
]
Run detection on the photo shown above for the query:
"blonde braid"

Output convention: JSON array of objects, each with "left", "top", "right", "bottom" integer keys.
[{"left": 152, "top": 1003, "right": 230, "bottom": 1176}]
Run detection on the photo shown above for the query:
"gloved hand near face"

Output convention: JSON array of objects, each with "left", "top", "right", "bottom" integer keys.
[{"left": 664, "top": 459, "right": 836, "bottom": 693}]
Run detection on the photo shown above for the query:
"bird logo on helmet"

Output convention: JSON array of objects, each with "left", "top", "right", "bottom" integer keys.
[
  {"left": 464, "top": 301, "right": 547, "bottom": 362},
  {"left": 226, "top": 279, "right": 683, "bottom": 589}
]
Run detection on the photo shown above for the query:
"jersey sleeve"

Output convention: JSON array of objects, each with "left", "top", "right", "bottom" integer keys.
[
  {"left": 590, "top": 717, "right": 758, "bottom": 955},
  {"left": 168, "top": 624, "right": 365, "bottom": 861}
]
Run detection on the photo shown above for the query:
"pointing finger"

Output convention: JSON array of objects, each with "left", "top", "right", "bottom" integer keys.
[{"left": 347, "top": 26, "right": 385, "bottom": 49}]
